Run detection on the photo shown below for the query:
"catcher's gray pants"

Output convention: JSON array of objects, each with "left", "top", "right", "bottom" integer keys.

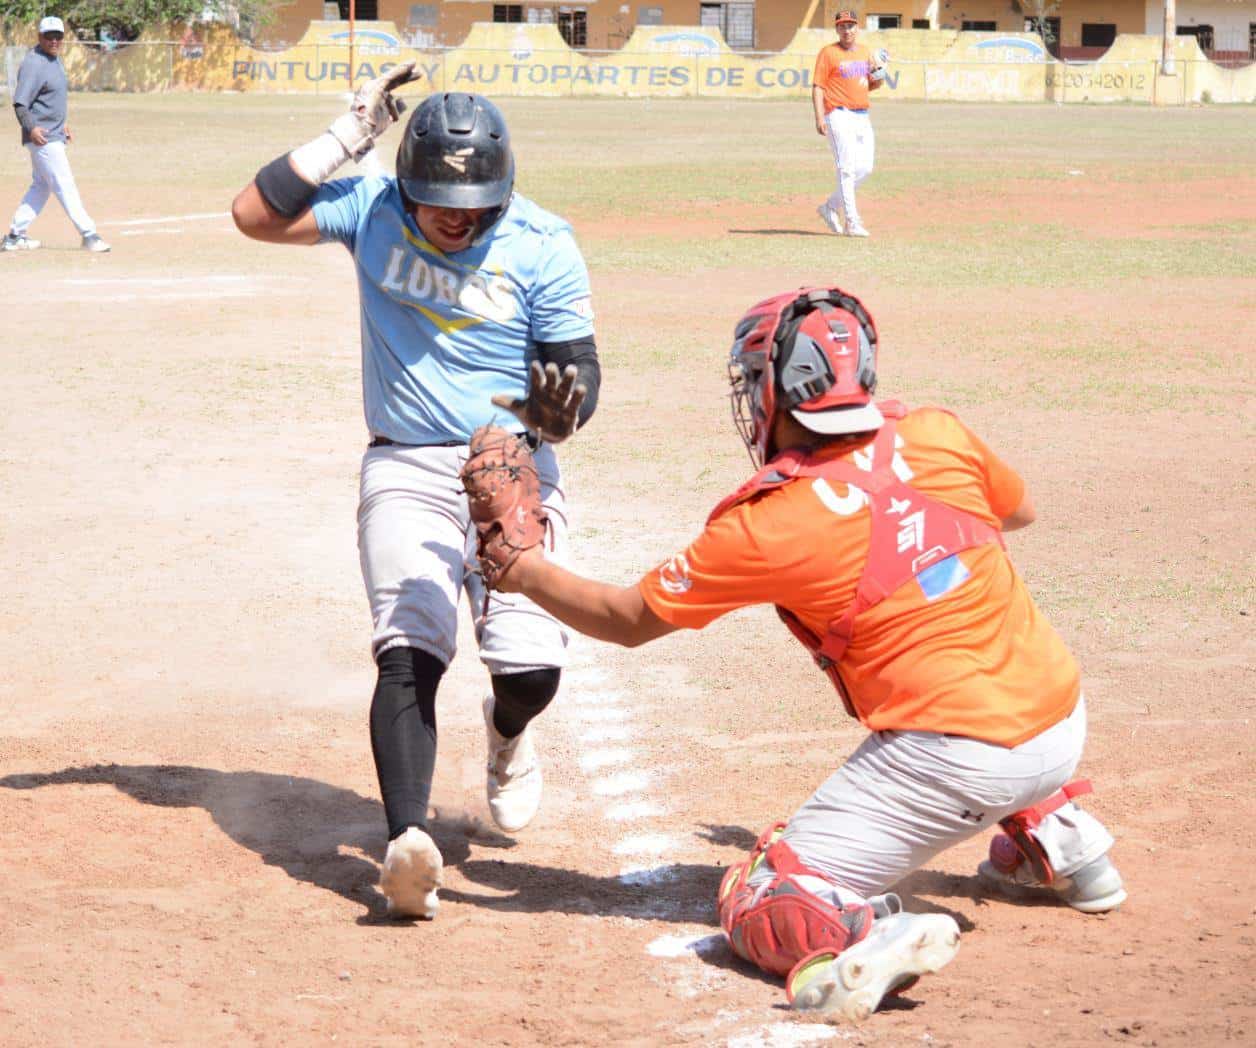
[
  {"left": 749, "top": 696, "right": 1114, "bottom": 903},
  {"left": 357, "top": 440, "right": 570, "bottom": 673},
  {"left": 9, "top": 141, "right": 97, "bottom": 238}
]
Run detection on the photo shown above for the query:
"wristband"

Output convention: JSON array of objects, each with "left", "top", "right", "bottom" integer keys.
[
  {"left": 255, "top": 153, "right": 319, "bottom": 219},
  {"left": 290, "top": 122, "right": 354, "bottom": 183}
]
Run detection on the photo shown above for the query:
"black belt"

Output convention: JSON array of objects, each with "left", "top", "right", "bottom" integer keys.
[
  {"left": 369, "top": 436, "right": 462, "bottom": 448},
  {"left": 370, "top": 433, "right": 542, "bottom": 450}
]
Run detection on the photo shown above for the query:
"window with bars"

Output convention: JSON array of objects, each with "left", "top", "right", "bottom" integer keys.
[
  {"left": 1175, "top": 24, "right": 1214, "bottom": 53},
  {"left": 961, "top": 20, "right": 996, "bottom": 31},
  {"left": 493, "top": 4, "right": 523, "bottom": 23},
  {"left": 558, "top": 9, "right": 587, "bottom": 46},
  {"left": 336, "top": 0, "right": 378, "bottom": 17},
  {"left": 700, "top": 2, "right": 756, "bottom": 48}
]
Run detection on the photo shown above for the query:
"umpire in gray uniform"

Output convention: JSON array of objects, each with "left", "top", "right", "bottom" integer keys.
[{"left": 3, "top": 16, "right": 109, "bottom": 253}]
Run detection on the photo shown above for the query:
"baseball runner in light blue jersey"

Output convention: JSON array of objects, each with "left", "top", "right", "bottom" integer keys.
[{"left": 233, "top": 72, "right": 602, "bottom": 920}]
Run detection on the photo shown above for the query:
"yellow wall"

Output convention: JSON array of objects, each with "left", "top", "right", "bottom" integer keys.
[{"left": 8, "top": 19, "right": 1253, "bottom": 104}]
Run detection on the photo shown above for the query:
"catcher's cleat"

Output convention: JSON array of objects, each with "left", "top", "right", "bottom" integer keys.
[
  {"left": 483, "top": 695, "right": 543, "bottom": 833},
  {"left": 815, "top": 203, "right": 843, "bottom": 235},
  {"left": 786, "top": 912, "right": 961, "bottom": 1022},
  {"left": 380, "top": 826, "right": 443, "bottom": 919},
  {"left": 2, "top": 232, "right": 40, "bottom": 251},
  {"left": 978, "top": 850, "right": 1126, "bottom": 914},
  {"left": 81, "top": 233, "right": 111, "bottom": 253}
]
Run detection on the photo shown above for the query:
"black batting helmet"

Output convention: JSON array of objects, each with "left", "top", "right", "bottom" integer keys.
[{"left": 395, "top": 93, "right": 515, "bottom": 211}]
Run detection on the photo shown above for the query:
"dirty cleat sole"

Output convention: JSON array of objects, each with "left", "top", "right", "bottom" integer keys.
[
  {"left": 787, "top": 912, "right": 961, "bottom": 1022},
  {"left": 380, "top": 827, "right": 443, "bottom": 920}
]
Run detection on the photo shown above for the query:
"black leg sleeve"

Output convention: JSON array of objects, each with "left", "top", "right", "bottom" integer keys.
[
  {"left": 371, "top": 647, "right": 444, "bottom": 841},
  {"left": 489, "top": 667, "right": 561, "bottom": 740}
]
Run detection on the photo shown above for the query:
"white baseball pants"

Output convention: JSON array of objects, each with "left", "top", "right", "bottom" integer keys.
[
  {"left": 748, "top": 696, "right": 1114, "bottom": 903},
  {"left": 823, "top": 108, "right": 875, "bottom": 229},
  {"left": 9, "top": 141, "right": 97, "bottom": 238},
  {"left": 357, "top": 441, "right": 570, "bottom": 674}
]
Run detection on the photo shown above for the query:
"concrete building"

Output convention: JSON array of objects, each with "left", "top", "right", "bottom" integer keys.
[{"left": 260, "top": 0, "right": 1255, "bottom": 63}]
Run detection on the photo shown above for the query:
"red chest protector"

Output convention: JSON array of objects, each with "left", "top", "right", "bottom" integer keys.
[{"left": 709, "top": 402, "right": 1006, "bottom": 717}]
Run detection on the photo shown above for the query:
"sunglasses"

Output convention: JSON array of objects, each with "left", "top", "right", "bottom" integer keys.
[{"left": 43, "top": 32, "right": 65, "bottom": 39}]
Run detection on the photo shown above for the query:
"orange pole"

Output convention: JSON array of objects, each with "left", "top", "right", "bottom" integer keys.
[{"left": 349, "top": 0, "right": 356, "bottom": 87}]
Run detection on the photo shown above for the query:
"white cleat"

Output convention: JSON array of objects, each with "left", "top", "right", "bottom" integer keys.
[
  {"left": 380, "top": 826, "right": 442, "bottom": 919},
  {"left": 2, "top": 232, "right": 40, "bottom": 251},
  {"left": 978, "top": 852, "right": 1127, "bottom": 914},
  {"left": 815, "top": 203, "right": 843, "bottom": 235},
  {"left": 844, "top": 222, "right": 871, "bottom": 238},
  {"left": 787, "top": 912, "right": 961, "bottom": 1022},
  {"left": 81, "top": 233, "right": 111, "bottom": 253},
  {"left": 483, "top": 695, "right": 543, "bottom": 833}
]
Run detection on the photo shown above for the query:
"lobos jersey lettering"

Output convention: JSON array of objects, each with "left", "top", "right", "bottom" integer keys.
[{"left": 312, "top": 177, "right": 594, "bottom": 445}]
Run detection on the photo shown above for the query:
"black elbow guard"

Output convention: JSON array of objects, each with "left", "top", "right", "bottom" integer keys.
[{"left": 255, "top": 152, "right": 319, "bottom": 219}]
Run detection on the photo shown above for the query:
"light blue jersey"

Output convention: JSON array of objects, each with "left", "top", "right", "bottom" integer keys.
[{"left": 312, "top": 177, "right": 595, "bottom": 445}]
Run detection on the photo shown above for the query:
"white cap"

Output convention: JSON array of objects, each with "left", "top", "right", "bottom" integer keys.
[
  {"left": 38, "top": 16, "right": 65, "bottom": 34},
  {"left": 790, "top": 400, "right": 885, "bottom": 436}
]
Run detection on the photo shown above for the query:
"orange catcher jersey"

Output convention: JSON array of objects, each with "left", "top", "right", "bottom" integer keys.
[
  {"left": 814, "top": 42, "right": 875, "bottom": 112},
  {"left": 638, "top": 407, "right": 1081, "bottom": 747}
]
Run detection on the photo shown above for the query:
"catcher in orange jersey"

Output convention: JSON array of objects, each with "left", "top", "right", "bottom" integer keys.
[{"left": 466, "top": 286, "right": 1126, "bottom": 1021}]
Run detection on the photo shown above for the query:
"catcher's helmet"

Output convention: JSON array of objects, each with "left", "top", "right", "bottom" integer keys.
[
  {"left": 395, "top": 92, "right": 515, "bottom": 211},
  {"left": 728, "top": 287, "right": 881, "bottom": 466}
]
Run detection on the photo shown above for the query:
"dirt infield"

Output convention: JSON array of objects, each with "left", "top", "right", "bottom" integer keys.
[{"left": 1, "top": 97, "right": 1254, "bottom": 1046}]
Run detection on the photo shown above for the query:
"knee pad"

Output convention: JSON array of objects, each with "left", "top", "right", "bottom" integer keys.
[
  {"left": 989, "top": 779, "right": 1093, "bottom": 885},
  {"left": 718, "top": 823, "right": 873, "bottom": 977},
  {"left": 489, "top": 667, "right": 560, "bottom": 738}
]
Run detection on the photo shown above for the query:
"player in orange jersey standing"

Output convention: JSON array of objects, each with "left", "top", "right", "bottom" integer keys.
[
  {"left": 812, "top": 10, "right": 887, "bottom": 237},
  {"left": 471, "top": 286, "right": 1126, "bottom": 1020}
]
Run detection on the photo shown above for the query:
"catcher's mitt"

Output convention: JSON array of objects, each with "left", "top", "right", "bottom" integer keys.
[{"left": 461, "top": 425, "right": 549, "bottom": 589}]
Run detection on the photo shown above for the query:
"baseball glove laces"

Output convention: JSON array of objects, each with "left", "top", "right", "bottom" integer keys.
[{"left": 461, "top": 426, "right": 551, "bottom": 593}]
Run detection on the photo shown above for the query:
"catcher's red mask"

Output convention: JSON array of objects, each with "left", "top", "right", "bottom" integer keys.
[{"left": 728, "top": 287, "right": 881, "bottom": 466}]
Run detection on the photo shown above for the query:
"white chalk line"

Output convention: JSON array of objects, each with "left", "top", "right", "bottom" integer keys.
[
  {"left": 591, "top": 770, "right": 650, "bottom": 797},
  {"left": 566, "top": 688, "right": 625, "bottom": 706},
  {"left": 56, "top": 274, "right": 273, "bottom": 302},
  {"left": 612, "top": 833, "right": 675, "bottom": 856},
  {"left": 569, "top": 706, "right": 630, "bottom": 724},
  {"left": 60, "top": 291, "right": 263, "bottom": 303},
  {"left": 727, "top": 1023, "right": 851, "bottom": 1047},
  {"left": 563, "top": 643, "right": 727, "bottom": 998},
  {"left": 579, "top": 724, "right": 633, "bottom": 744},
  {"left": 646, "top": 932, "right": 724, "bottom": 959},
  {"left": 62, "top": 276, "right": 252, "bottom": 286},
  {"left": 579, "top": 747, "right": 637, "bottom": 772},
  {"left": 617, "top": 865, "right": 683, "bottom": 887},
  {"left": 604, "top": 799, "right": 664, "bottom": 822},
  {"left": 102, "top": 211, "right": 232, "bottom": 227}
]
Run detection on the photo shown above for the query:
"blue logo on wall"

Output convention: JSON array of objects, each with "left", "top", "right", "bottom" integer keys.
[
  {"left": 329, "top": 29, "right": 400, "bottom": 48},
  {"left": 972, "top": 37, "right": 1047, "bottom": 61},
  {"left": 652, "top": 32, "right": 721, "bottom": 53}
]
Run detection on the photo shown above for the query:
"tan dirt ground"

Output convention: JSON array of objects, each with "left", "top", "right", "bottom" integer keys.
[{"left": 1, "top": 136, "right": 1255, "bottom": 1046}]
